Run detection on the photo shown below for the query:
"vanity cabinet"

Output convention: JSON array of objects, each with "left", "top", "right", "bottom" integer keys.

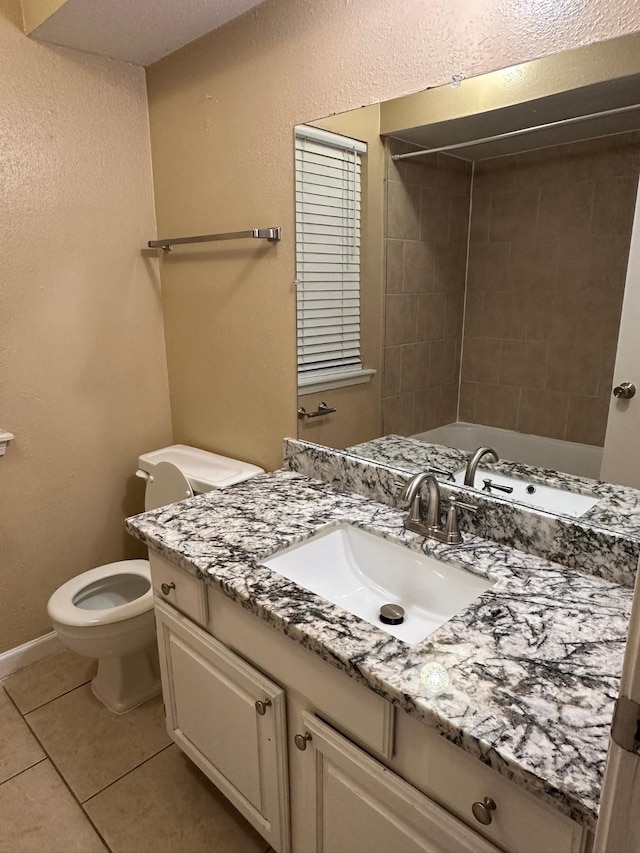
[
  {"left": 154, "top": 601, "right": 290, "bottom": 853},
  {"left": 150, "top": 552, "right": 589, "bottom": 853},
  {"left": 288, "top": 702, "right": 500, "bottom": 853}
]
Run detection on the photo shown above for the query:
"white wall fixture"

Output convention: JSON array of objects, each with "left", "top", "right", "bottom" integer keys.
[{"left": 0, "top": 432, "right": 14, "bottom": 457}]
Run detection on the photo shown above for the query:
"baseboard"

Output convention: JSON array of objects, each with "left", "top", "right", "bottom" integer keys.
[{"left": 0, "top": 631, "right": 64, "bottom": 680}]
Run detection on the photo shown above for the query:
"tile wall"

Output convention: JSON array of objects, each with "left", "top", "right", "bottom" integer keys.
[
  {"left": 382, "top": 140, "right": 472, "bottom": 435},
  {"left": 461, "top": 133, "right": 640, "bottom": 446},
  {"left": 382, "top": 132, "right": 640, "bottom": 446}
]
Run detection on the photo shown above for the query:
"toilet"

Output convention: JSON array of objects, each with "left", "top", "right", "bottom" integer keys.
[{"left": 47, "top": 445, "right": 263, "bottom": 713}]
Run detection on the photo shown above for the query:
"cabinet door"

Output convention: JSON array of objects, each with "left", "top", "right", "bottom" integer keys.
[
  {"left": 155, "top": 600, "right": 290, "bottom": 853},
  {"left": 294, "top": 711, "right": 501, "bottom": 853}
]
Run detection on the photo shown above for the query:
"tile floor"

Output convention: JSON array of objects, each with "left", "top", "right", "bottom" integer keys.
[{"left": 1, "top": 649, "right": 272, "bottom": 853}]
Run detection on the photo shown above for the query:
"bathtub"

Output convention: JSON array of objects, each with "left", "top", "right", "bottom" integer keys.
[{"left": 412, "top": 422, "right": 603, "bottom": 480}]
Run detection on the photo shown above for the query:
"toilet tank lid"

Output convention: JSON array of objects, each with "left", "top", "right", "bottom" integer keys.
[{"left": 137, "top": 445, "right": 264, "bottom": 492}]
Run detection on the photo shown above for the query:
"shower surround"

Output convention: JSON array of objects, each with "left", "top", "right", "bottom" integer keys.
[{"left": 382, "top": 133, "right": 640, "bottom": 447}]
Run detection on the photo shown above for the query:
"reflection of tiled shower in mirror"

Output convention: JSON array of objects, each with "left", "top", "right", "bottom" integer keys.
[{"left": 382, "top": 133, "right": 640, "bottom": 450}]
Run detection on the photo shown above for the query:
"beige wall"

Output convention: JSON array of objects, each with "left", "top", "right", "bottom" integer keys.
[
  {"left": 20, "top": 0, "right": 64, "bottom": 33},
  {"left": 382, "top": 141, "right": 471, "bottom": 436},
  {"left": 461, "top": 134, "right": 640, "bottom": 446},
  {"left": 146, "top": 0, "right": 640, "bottom": 472},
  {"left": 0, "top": 0, "right": 172, "bottom": 653}
]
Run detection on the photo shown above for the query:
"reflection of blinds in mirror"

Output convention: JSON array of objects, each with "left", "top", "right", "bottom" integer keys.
[{"left": 295, "top": 125, "right": 367, "bottom": 382}]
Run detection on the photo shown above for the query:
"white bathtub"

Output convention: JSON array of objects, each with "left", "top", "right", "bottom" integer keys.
[{"left": 412, "top": 422, "right": 603, "bottom": 480}]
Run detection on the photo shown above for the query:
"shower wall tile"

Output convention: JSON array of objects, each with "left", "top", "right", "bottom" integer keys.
[
  {"left": 385, "top": 239, "right": 404, "bottom": 293},
  {"left": 518, "top": 388, "right": 570, "bottom": 441},
  {"left": 566, "top": 396, "right": 610, "bottom": 446},
  {"left": 382, "top": 346, "right": 402, "bottom": 397},
  {"left": 458, "top": 381, "right": 477, "bottom": 422},
  {"left": 382, "top": 140, "right": 472, "bottom": 437},
  {"left": 385, "top": 294, "right": 417, "bottom": 346},
  {"left": 400, "top": 343, "right": 431, "bottom": 393},
  {"left": 473, "top": 383, "right": 520, "bottom": 431},
  {"left": 463, "top": 132, "right": 640, "bottom": 447},
  {"left": 416, "top": 292, "right": 446, "bottom": 341},
  {"left": 387, "top": 181, "right": 421, "bottom": 240}
]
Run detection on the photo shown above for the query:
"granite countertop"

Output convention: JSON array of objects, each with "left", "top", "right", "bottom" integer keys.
[
  {"left": 348, "top": 434, "right": 640, "bottom": 539},
  {"left": 126, "top": 469, "right": 632, "bottom": 830}
]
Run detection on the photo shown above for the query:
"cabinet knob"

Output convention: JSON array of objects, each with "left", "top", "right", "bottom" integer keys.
[
  {"left": 161, "top": 582, "right": 176, "bottom": 596},
  {"left": 294, "top": 732, "right": 312, "bottom": 751},
  {"left": 255, "top": 698, "right": 272, "bottom": 715},
  {"left": 472, "top": 797, "right": 497, "bottom": 826}
]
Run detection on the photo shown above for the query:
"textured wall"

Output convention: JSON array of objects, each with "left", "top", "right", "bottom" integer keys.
[
  {"left": 382, "top": 141, "right": 471, "bottom": 436},
  {"left": 146, "top": 0, "right": 640, "bottom": 471},
  {"left": 0, "top": 0, "right": 172, "bottom": 653},
  {"left": 461, "top": 134, "right": 640, "bottom": 446}
]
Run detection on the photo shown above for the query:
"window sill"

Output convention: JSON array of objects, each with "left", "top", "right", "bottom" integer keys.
[{"left": 298, "top": 368, "right": 376, "bottom": 396}]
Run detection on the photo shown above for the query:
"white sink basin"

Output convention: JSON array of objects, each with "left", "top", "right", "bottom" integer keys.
[
  {"left": 453, "top": 468, "right": 600, "bottom": 518},
  {"left": 261, "top": 524, "right": 494, "bottom": 645}
]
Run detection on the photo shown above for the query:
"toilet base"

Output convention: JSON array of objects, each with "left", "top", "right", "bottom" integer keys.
[{"left": 91, "top": 645, "right": 161, "bottom": 714}]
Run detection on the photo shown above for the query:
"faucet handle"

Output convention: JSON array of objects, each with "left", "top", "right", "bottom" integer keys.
[
  {"left": 443, "top": 495, "right": 478, "bottom": 544},
  {"left": 429, "top": 468, "right": 455, "bottom": 482},
  {"left": 394, "top": 478, "right": 409, "bottom": 494},
  {"left": 449, "top": 496, "right": 478, "bottom": 513}
]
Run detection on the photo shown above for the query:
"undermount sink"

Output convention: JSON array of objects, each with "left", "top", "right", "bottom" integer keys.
[
  {"left": 453, "top": 468, "right": 600, "bottom": 518},
  {"left": 261, "top": 524, "right": 494, "bottom": 645}
]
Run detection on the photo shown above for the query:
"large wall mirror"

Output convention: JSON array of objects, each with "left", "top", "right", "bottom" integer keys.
[{"left": 295, "top": 32, "right": 640, "bottom": 492}]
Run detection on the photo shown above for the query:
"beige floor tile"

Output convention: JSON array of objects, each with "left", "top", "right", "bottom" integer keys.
[
  {"left": 4, "top": 649, "right": 96, "bottom": 714},
  {"left": 0, "top": 687, "right": 45, "bottom": 784},
  {"left": 85, "top": 744, "right": 268, "bottom": 853},
  {"left": 26, "top": 684, "right": 170, "bottom": 801},
  {"left": 0, "top": 760, "right": 106, "bottom": 853}
]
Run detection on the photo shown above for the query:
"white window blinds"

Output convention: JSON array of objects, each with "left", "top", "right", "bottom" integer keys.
[{"left": 295, "top": 125, "right": 367, "bottom": 386}]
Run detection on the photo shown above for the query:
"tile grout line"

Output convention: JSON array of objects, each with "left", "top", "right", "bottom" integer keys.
[
  {"left": 0, "top": 755, "right": 48, "bottom": 789},
  {"left": 8, "top": 675, "right": 94, "bottom": 716},
  {"left": 81, "top": 742, "right": 175, "bottom": 806},
  {"left": 4, "top": 687, "right": 115, "bottom": 853}
]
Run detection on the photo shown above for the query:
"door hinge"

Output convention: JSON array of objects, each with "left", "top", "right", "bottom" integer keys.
[{"left": 611, "top": 696, "right": 640, "bottom": 754}]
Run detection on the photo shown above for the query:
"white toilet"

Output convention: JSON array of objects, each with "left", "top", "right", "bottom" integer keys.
[{"left": 47, "top": 445, "right": 263, "bottom": 714}]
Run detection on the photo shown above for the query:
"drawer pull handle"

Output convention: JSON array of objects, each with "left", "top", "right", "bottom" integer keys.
[
  {"left": 294, "top": 732, "right": 312, "bottom": 751},
  {"left": 161, "top": 582, "right": 176, "bottom": 596},
  {"left": 472, "top": 797, "right": 497, "bottom": 826},
  {"left": 255, "top": 698, "right": 272, "bottom": 715}
]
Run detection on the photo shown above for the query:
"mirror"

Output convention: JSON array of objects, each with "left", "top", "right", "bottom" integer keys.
[{"left": 295, "top": 34, "right": 640, "bottom": 495}]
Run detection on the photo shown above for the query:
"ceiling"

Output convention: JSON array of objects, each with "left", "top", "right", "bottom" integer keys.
[
  {"left": 29, "top": 0, "right": 266, "bottom": 66},
  {"left": 388, "top": 75, "right": 640, "bottom": 161}
]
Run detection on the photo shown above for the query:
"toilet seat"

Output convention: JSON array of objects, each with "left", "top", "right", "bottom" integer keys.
[
  {"left": 145, "top": 461, "right": 193, "bottom": 511},
  {"left": 47, "top": 559, "right": 152, "bottom": 628}
]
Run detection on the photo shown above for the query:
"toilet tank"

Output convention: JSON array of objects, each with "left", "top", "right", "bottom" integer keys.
[{"left": 136, "top": 445, "right": 264, "bottom": 494}]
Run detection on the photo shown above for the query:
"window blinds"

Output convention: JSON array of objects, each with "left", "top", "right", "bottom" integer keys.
[{"left": 295, "top": 125, "right": 367, "bottom": 383}]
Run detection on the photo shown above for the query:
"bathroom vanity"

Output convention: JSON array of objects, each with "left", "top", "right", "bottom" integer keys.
[{"left": 126, "top": 462, "right": 634, "bottom": 853}]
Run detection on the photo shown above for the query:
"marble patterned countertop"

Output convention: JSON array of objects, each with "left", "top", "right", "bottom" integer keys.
[
  {"left": 284, "top": 437, "right": 640, "bottom": 589},
  {"left": 126, "top": 469, "right": 632, "bottom": 830},
  {"left": 348, "top": 434, "right": 640, "bottom": 539}
]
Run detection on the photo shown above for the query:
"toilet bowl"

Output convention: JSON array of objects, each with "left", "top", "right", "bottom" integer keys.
[
  {"left": 47, "top": 445, "right": 264, "bottom": 714},
  {"left": 48, "top": 559, "right": 158, "bottom": 713}
]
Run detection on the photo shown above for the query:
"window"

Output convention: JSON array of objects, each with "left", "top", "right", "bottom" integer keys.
[{"left": 295, "top": 125, "right": 373, "bottom": 394}]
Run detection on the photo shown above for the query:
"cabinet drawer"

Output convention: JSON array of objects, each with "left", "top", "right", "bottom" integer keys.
[
  {"left": 149, "top": 551, "right": 208, "bottom": 626},
  {"left": 393, "top": 711, "right": 586, "bottom": 853}
]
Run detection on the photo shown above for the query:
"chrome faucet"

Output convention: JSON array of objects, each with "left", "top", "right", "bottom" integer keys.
[
  {"left": 399, "top": 473, "right": 477, "bottom": 545},
  {"left": 464, "top": 446, "right": 499, "bottom": 487}
]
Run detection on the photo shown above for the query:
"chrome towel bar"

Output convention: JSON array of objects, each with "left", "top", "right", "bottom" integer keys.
[
  {"left": 297, "top": 402, "right": 337, "bottom": 419},
  {"left": 148, "top": 227, "right": 281, "bottom": 252}
]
